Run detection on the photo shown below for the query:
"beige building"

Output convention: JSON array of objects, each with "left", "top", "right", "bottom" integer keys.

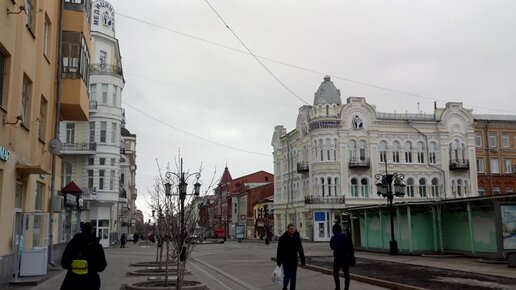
[{"left": 0, "top": 0, "right": 91, "bottom": 284}]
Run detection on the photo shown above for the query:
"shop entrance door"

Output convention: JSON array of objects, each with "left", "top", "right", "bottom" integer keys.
[
  {"left": 19, "top": 212, "right": 49, "bottom": 276},
  {"left": 97, "top": 219, "right": 110, "bottom": 247}
]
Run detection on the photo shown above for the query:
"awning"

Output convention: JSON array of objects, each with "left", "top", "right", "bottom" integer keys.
[{"left": 61, "top": 181, "right": 83, "bottom": 194}]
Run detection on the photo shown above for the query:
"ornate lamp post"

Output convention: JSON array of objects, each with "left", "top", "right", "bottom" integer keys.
[
  {"left": 375, "top": 162, "right": 405, "bottom": 255},
  {"left": 164, "top": 158, "right": 201, "bottom": 261}
]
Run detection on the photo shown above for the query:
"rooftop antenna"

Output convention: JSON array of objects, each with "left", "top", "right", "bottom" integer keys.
[{"left": 417, "top": 102, "right": 420, "bottom": 114}]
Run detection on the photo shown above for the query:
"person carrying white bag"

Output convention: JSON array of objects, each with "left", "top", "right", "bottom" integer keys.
[{"left": 271, "top": 264, "right": 284, "bottom": 285}]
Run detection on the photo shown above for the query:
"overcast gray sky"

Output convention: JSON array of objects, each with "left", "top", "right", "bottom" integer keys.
[{"left": 107, "top": 0, "right": 516, "bottom": 218}]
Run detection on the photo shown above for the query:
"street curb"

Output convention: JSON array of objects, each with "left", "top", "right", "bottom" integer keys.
[{"left": 271, "top": 258, "right": 426, "bottom": 290}]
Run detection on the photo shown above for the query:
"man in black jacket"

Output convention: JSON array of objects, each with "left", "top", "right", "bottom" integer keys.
[
  {"left": 330, "top": 223, "right": 355, "bottom": 290},
  {"left": 276, "top": 224, "right": 305, "bottom": 290},
  {"left": 60, "top": 222, "right": 107, "bottom": 290}
]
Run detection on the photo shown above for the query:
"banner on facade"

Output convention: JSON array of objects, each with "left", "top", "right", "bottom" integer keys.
[
  {"left": 501, "top": 204, "right": 516, "bottom": 250},
  {"left": 235, "top": 225, "right": 245, "bottom": 239}
]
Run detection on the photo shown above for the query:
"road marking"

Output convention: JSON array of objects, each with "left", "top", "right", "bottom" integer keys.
[
  {"left": 190, "top": 257, "right": 261, "bottom": 290},
  {"left": 188, "top": 261, "right": 234, "bottom": 290}
]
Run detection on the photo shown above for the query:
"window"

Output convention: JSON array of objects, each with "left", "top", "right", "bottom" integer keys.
[
  {"left": 488, "top": 133, "right": 497, "bottom": 148},
  {"left": 475, "top": 133, "right": 482, "bottom": 147},
  {"left": 478, "top": 187, "right": 485, "bottom": 196},
  {"left": 351, "top": 178, "right": 358, "bottom": 197},
  {"left": 25, "top": 0, "right": 36, "bottom": 32},
  {"left": 0, "top": 51, "right": 7, "bottom": 107},
  {"left": 507, "top": 187, "right": 514, "bottom": 193},
  {"left": 99, "top": 50, "right": 107, "bottom": 67},
  {"left": 112, "top": 86, "right": 118, "bottom": 106},
  {"left": 320, "top": 178, "right": 325, "bottom": 196},
  {"left": 349, "top": 141, "right": 357, "bottom": 161},
  {"left": 89, "top": 122, "right": 95, "bottom": 143},
  {"left": 22, "top": 77, "right": 31, "bottom": 126},
  {"left": 109, "top": 170, "right": 115, "bottom": 190},
  {"left": 99, "top": 170, "right": 105, "bottom": 190},
  {"left": 493, "top": 187, "right": 501, "bottom": 195},
  {"left": 111, "top": 158, "right": 115, "bottom": 166},
  {"left": 502, "top": 135, "right": 510, "bottom": 148},
  {"left": 406, "top": 178, "right": 414, "bottom": 197},
  {"left": 99, "top": 158, "right": 105, "bottom": 165},
  {"left": 62, "top": 32, "right": 90, "bottom": 81},
  {"left": 476, "top": 158, "right": 484, "bottom": 173},
  {"left": 504, "top": 159, "right": 512, "bottom": 174},
  {"left": 418, "top": 178, "right": 427, "bottom": 197},
  {"left": 359, "top": 141, "right": 366, "bottom": 161},
  {"left": 90, "top": 84, "right": 96, "bottom": 100},
  {"left": 360, "top": 178, "right": 369, "bottom": 197},
  {"left": 417, "top": 142, "right": 425, "bottom": 163},
  {"left": 100, "top": 121, "right": 107, "bottom": 142},
  {"left": 44, "top": 16, "right": 51, "bottom": 57},
  {"left": 379, "top": 141, "right": 387, "bottom": 163},
  {"left": 88, "top": 158, "right": 94, "bottom": 166},
  {"left": 429, "top": 142, "right": 437, "bottom": 164},
  {"left": 431, "top": 178, "right": 439, "bottom": 197},
  {"left": 87, "top": 170, "right": 94, "bottom": 188},
  {"left": 61, "top": 161, "right": 73, "bottom": 188},
  {"left": 35, "top": 182, "right": 44, "bottom": 211},
  {"left": 66, "top": 123, "right": 75, "bottom": 143},
  {"left": 102, "top": 84, "right": 108, "bottom": 104},
  {"left": 111, "top": 122, "right": 117, "bottom": 144},
  {"left": 405, "top": 142, "right": 413, "bottom": 163},
  {"left": 491, "top": 158, "right": 500, "bottom": 173},
  {"left": 392, "top": 141, "right": 400, "bottom": 163},
  {"left": 39, "top": 97, "right": 48, "bottom": 140},
  {"left": 457, "top": 179, "right": 463, "bottom": 197},
  {"left": 120, "top": 173, "right": 125, "bottom": 185}
]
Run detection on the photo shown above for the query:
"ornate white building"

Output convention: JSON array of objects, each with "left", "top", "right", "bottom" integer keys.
[
  {"left": 271, "top": 76, "right": 478, "bottom": 241},
  {"left": 59, "top": 0, "right": 130, "bottom": 247}
]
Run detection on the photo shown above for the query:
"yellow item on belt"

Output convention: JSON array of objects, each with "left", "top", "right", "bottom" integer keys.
[{"left": 71, "top": 259, "right": 88, "bottom": 275}]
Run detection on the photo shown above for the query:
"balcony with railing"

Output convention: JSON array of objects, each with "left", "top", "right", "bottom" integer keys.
[
  {"left": 61, "top": 142, "right": 97, "bottom": 154},
  {"left": 90, "top": 63, "right": 123, "bottom": 78},
  {"left": 297, "top": 162, "right": 309, "bottom": 173},
  {"left": 89, "top": 100, "right": 97, "bottom": 112},
  {"left": 81, "top": 187, "right": 97, "bottom": 200},
  {"left": 449, "top": 159, "right": 469, "bottom": 170},
  {"left": 305, "top": 195, "right": 345, "bottom": 205},
  {"left": 349, "top": 157, "right": 370, "bottom": 169}
]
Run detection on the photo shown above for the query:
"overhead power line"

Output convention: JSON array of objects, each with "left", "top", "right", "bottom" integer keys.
[
  {"left": 115, "top": 11, "right": 516, "bottom": 115},
  {"left": 122, "top": 101, "right": 272, "bottom": 157}
]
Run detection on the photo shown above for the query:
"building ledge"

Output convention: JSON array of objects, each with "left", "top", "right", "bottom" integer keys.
[{"left": 16, "top": 163, "right": 49, "bottom": 175}]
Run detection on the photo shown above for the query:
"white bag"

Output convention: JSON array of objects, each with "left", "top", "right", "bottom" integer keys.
[{"left": 271, "top": 265, "right": 284, "bottom": 285}]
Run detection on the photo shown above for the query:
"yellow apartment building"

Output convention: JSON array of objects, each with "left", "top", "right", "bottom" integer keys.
[{"left": 0, "top": 0, "right": 91, "bottom": 284}]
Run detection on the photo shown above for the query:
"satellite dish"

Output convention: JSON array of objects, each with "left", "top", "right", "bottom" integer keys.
[{"left": 48, "top": 138, "right": 62, "bottom": 154}]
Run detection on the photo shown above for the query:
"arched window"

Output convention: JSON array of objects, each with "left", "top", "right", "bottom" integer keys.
[
  {"left": 417, "top": 142, "right": 425, "bottom": 163},
  {"left": 451, "top": 180, "right": 456, "bottom": 197},
  {"left": 379, "top": 141, "right": 387, "bottom": 163},
  {"left": 464, "top": 180, "right": 470, "bottom": 196},
  {"left": 314, "top": 140, "right": 318, "bottom": 160},
  {"left": 406, "top": 178, "right": 415, "bottom": 197},
  {"left": 431, "top": 178, "right": 439, "bottom": 197},
  {"left": 326, "top": 138, "right": 331, "bottom": 161},
  {"left": 419, "top": 178, "right": 427, "bottom": 197},
  {"left": 327, "top": 177, "right": 332, "bottom": 196},
  {"left": 359, "top": 140, "right": 367, "bottom": 161},
  {"left": 351, "top": 178, "right": 358, "bottom": 197},
  {"left": 349, "top": 140, "right": 357, "bottom": 161},
  {"left": 334, "top": 177, "right": 339, "bottom": 195},
  {"left": 405, "top": 141, "right": 413, "bottom": 163},
  {"left": 319, "top": 139, "right": 324, "bottom": 161},
  {"left": 429, "top": 142, "right": 437, "bottom": 164},
  {"left": 457, "top": 179, "right": 463, "bottom": 197},
  {"left": 334, "top": 138, "right": 338, "bottom": 160},
  {"left": 361, "top": 178, "right": 369, "bottom": 198},
  {"left": 321, "top": 178, "right": 325, "bottom": 196},
  {"left": 326, "top": 105, "right": 329, "bottom": 115},
  {"left": 392, "top": 141, "right": 400, "bottom": 163}
]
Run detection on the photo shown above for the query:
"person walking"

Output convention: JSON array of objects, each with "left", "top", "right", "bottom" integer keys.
[
  {"left": 133, "top": 232, "right": 139, "bottom": 244},
  {"left": 120, "top": 233, "right": 127, "bottom": 248},
  {"left": 60, "top": 222, "right": 107, "bottom": 290},
  {"left": 276, "top": 224, "right": 305, "bottom": 290},
  {"left": 330, "top": 223, "right": 355, "bottom": 290}
]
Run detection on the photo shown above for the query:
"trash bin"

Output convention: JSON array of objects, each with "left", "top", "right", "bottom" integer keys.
[{"left": 507, "top": 252, "right": 516, "bottom": 268}]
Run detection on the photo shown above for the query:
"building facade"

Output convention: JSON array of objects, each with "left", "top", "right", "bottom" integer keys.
[
  {"left": 58, "top": 0, "right": 127, "bottom": 247},
  {"left": 120, "top": 121, "right": 137, "bottom": 235},
  {"left": 272, "top": 76, "right": 479, "bottom": 241},
  {"left": 475, "top": 115, "right": 516, "bottom": 196},
  {"left": 0, "top": 0, "right": 91, "bottom": 284}
]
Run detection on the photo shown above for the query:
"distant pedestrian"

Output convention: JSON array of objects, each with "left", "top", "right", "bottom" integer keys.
[
  {"left": 276, "top": 224, "right": 305, "bottom": 290},
  {"left": 133, "top": 232, "right": 139, "bottom": 244},
  {"left": 120, "top": 233, "right": 126, "bottom": 248},
  {"left": 330, "top": 223, "right": 355, "bottom": 290},
  {"left": 60, "top": 222, "right": 107, "bottom": 290}
]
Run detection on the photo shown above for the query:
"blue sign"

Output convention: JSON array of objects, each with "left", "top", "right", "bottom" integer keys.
[
  {"left": 314, "top": 212, "right": 326, "bottom": 221},
  {"left": 0, "top": 145, "right": 9, "bottom": 161}
]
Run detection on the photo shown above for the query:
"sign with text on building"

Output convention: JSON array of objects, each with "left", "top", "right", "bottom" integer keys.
[
  {"left": 0, "top": 145, "right": 10, "bottom": 161},
  {"left": 92, "top": 0, "right": 115, "bottom": 32}
]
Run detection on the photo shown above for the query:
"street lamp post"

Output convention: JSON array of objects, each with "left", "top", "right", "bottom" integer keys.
[
  {"left": 164, "top": 158, "right": 201, "bottom": 261},
  {"left": 375, "top": 161, "right": 405, "bottom": 255}
]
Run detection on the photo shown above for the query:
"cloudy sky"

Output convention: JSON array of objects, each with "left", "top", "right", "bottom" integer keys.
[{"left": 106, "top": 0, "right": 516, "bottom": 217}]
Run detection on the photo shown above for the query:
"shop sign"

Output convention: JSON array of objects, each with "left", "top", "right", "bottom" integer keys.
[
  {"left": 65, "top": 194, "right": 77, "bottom": 206},
  {"left": 0, "top": 145, "right": 9, "bottom": 161}
]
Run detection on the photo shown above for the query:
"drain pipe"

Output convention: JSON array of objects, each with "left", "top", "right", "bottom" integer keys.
[{"left": 406, "top": 120, "right": 445, "bottom": 254}]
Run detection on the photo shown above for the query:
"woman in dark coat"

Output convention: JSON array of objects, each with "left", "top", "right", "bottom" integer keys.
[
  {"left": 120, "top": 233, "right": 127, "bottom": 248},
  {"left": 60, "top": 222, "right": 107, "bottom": 290}
]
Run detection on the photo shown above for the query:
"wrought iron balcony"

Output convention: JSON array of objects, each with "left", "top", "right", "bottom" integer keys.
[
  {"left": 81, "top": 187, "right": 97, "bottom": 200},
  {"left": 449, "top": 159, "right": 469, "bottom": 170},
  {"left": 90, "top": 63, "right": 123, "bottom": 78},
  {"left": 61, "top": 142, "right": 97, "bottom": 154},
  {"left": 297, "top": 162, "right": 309, "bottom": 173},
  {"left": 304, "top": 195, "right": 345, "bottom": 205},
  {"left": 349, "top": 158, "right": 370, "bottom": 169}
]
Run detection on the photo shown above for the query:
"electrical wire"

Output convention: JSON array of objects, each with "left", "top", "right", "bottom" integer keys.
[
  {"left": 115, "top": 11, "right": 516, "bottom": 114},
  {"left": 122, "top": 101, "right": 271, "bottom": 157},
  {"left": 203, "top": 0, "right": 309, "bottom": 105}
]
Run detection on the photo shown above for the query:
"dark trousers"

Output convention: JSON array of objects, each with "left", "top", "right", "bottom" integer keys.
[
  {"left": 333, "top": 259, "right": 350, "bottom": 290},
  {"left": 282, "top": 262, "right": 298, "bottom": 290}
]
